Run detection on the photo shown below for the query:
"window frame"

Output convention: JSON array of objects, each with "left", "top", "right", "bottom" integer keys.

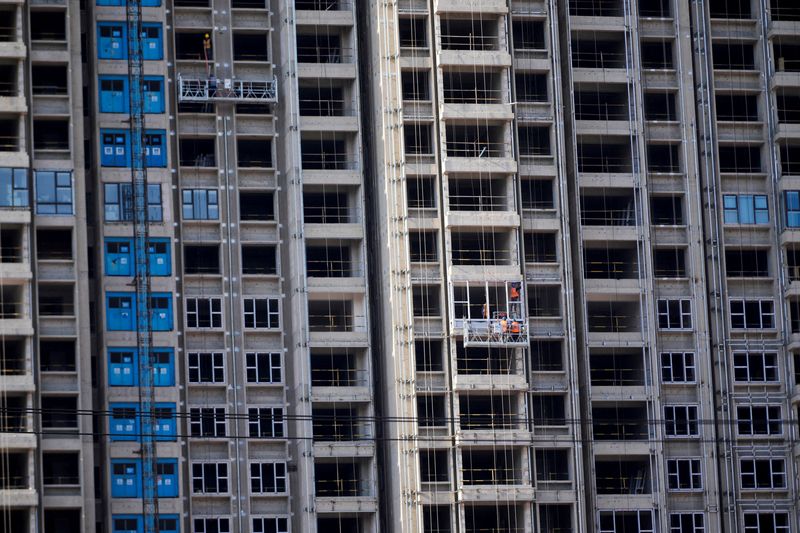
[
  {"left": 251, "top": 517, "right": 289, "bottom": 533},
  {"left": 660, "top": 351, "right": 696, "bottom": 383},
  {"left": 742, "top": 512, "right": 790, "bottom": 533},
  {"left": 664, "top": 404, "right": 700, "bottom": 438},
  {"left": 739, "top": 458, "right": 787, "bottom": 490},
  {"left": 736, "top": 404, "right": 783, "bottom": 436},
  {"left": 729, "top": 298, "right": 775, "bottom": 329},
  {"left": 182, "top": 188, "right": 220, "bottom": 220},
  {"left": 187, "top": 351, "right": 225, "bottom": 384},
  {"left": 657, "top": 298, "right": 693, "bottom": 330},
  {"left": 668, "top": 513, "right": 705, "bottom": 533},
  {"left": 185, "top": 296, "right": 223, "bottom": 329},
  {"left": 243, "top": 297, "right": 280, "bottom": 329},
  {"left": 193, "top": 517, "right": 231, "bottom": 533},
  {"left": 191, "top": 461, "right": 230, "bottom": 494},
  {"left": 189, "top": 407, "right": 227, "bottom": 438},
  {"left": 249, "top": 461, "right": 287, "bottom": 494},
  {"left": 666, "top": 458, "right": 703, "bottom": 492},
  {"left": 248, "top": 407, "right": 285, "bottom": 438},
  {"left": 245, "top": 352, "right": 282, "bottom": 384},
  {"left": 35, "top": 170, "right": 73, "bottom": 215},
  {"left": 722, "top": 193, "right": 768, "bottom": 224},
  {"left": 103, "top": 182, "right": 163, "bottom": 222},
  {"left": 732, "top": 352, "right": 779, "bottom": 383}
]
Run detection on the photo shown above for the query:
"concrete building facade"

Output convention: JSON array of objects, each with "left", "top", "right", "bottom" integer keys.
[{"left": 0, "top": 0, "right": 798, "bottom": 532}]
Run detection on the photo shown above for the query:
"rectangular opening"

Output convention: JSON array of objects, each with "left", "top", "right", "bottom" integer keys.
[
  {"left": 774, "top": 40, "right": 800, "bottom": 72},
  {"left": 179, "top": 138, "right": 216, "bottom": 167},
  {"left": 313, "top": 406, "right": 363, "bottom": 441},
  {"left": 580, "top": 192, "right": 636, "bottom": 225},
  {"left": 306, "top": 243, "right": 352, "bottom": 277},
  {"left": 713, "top": 42, "right": 755, "bottom": 70},
  {"left": 583, "top": 246, "right": 639, "bottom": 279},
  {"left": 641, "top": 40, "right": 673, "bottom": 69},
  {"left": 38, "top": 284, "right": 74, "bottom": 316},
  {"left": 41, "top": 396, "right": 77, "bottom": 430},
  {"left": 404, "top": 124, "right": 433, "bottom": 157},
  {"left": 175, "top": 32, "right": 211, "bottom": 60},
  {"left": 299, "top": 83, "right": 347, "bottom": 116},
  {"left": 539, "top": 505, "right": 572, "bottom": 533},
  {"left": 445, "top": 124, "right": 506, "bottom": 158},
  {"left": 0, "top": 64, "right": 15, "bottom": 97},
  {"left": 647, "top": 144, "right": 680, "bottom": 172},
  {"left": 184, "top": 244, "right": 219, "bottom": 274},
  {"left": 595, "top": 458, "right": 651, "bottom": 494},
  {"left": 772, "top": 0, "right": 800, "bottom": 21},
  {"left": 398, "top": 17, "right": 427, "bottom": 49},
  {"left": 531, "top": 394, "right": 566, "bottom": 426},
  {"left": 0, "top": 227, "right": 22, "bottom": 262},
  {"left": 778, "top": 91, "right": 800, "bottom": 124},
  {"left": 460, "top": 394, "right": 518, "bottom": 429},
  {"left": 574, "top": 89, "right": 628, "bottom": 120},
  {"left": 417, "top": 395, "right": 446, "bottom": 427},
  {"left": 521, "top": 178, "right": 554, "bottom": 210},
  {"left": 524, "top": 232, "right": 557, "bottom": 263},
  {"left": 307, "top": 299, "right": 355, "bottom": 332},
  {"left": 571, "top": 37, "right": 625, "bottom": 69},
  {"left": 310, "top": 350, "right": 363, "bottom": 386},
  {"left": 653, "top": 248, "right": 686, "bottom": 277},
  {"left": 518, "top": 126, "right": 551, "bottom": 157},
  {"left": 590, "top": 349, "right": 645, "bottom": 386},
  {"left": 718, "top": 145, "right": 761, "bottom": 172},
  {"left": 0, "top": 11, "right": 15, "bottom": 42},
  {"left": 465, "top": 506, "right": 521, "bottom": 533},
  {"left": 443, "top": 70, "right": 501, "bottom": 104},
  {"left": 407, "top": 176, "right": 436, "bottom": 209},
  {"left": 416, "top": 339, "right": 444, "bottom": 372},
  {"left": 570, "top": 0, "right": 623, "bottom": 16},
  {"left": 34, "top": 120, "right": 69, "bottom": 151},
  {"left": 535, "top": 450, "right": 570, "bottom": 483},
  {"left": 233, "top": 32, "right": 268, "bottom": 61},
  {"left": 451, "top": 231, "right": 513, "bottom": 266},
  {"left": 419, "top": 450, "right": 448, "bottom": 484},
  {"left": 32, "top": 65, "right": 66, "bottom": 96},
  {"left": 788, "top": 247, "right": 800, "bottom": 281},
  {"left": 31, "top": 11, "right": 66, "bottom": 41},
  {"left": 37, "top": 228, "right": 71, "bottom": 260},
  {"left": 592, "top": 404, "right": 649, "bottom": 440},
  {"left": 512, "top": 20, "right": 546, "bottom": 51},
  {"left": 0, "top": 396, "right": 25, "bottom": 431},
  {"left": 40, "top": 340, "right": 74, "bottom": 372},
  {"left": 515, "top": 73, "right": 547, "bottom": 102},
  {"left": 462, "top": 449, "right": 521, "bottom": 485},
  {"left": 314, "top": 460, "right": 366, "bottom": 497},
  {"left": 587, "top": 301, "right": 641, "bottom": 332},
  {"left": 242, "top": 245, "right": 276, "bottom": 275},
  {"left": 448, "top": 177, "right": 507, "bottom": 211},
  {"left": 441, "top": 17, "right": 498, "bottom": 51},
  {"left": 650, "top": 195, "right": 683, "bottom": 225},
  {"left": 0, "top": 511, "right": 28, "bottom": 533},
  {"left": 528, "top": 285, "right": 560, "bottom": 317},
  {"left": 643, "top": 92, "right": 676, "bottom": 120},
  {"left": 0, "top": 285, "right": 21, "bottom": 318},
  {"left": 402, "top": 70, "right": 430, "bottom": 101},
  {"left": 301, "top": 135, "right": 351, "bottom": 170},
  {"left": 0, "top": 337, "right": 24, "bottom": 375},
  {"left": 530, "top": 340, "right": 562, "bottom": 371},
  {"left": 0, "top": 453, "right": 27, "bottom": 488},
  {"left": 781, "top": 143, "right": 800, "bottom": 174},
  {"left": 710, "top": 0, "right": 751, "bottom": 18},
  {"left": 456, "top": 343, "right": 516, "bottom": 375},
  {"left": 413, "top": 285, "right": 440, "bottom": 317},
  {"left": 237, "top": 139, "right": 272, "bottom": 168},
  {"left": 304, "top": 190, "right": 350, "bottom": 223},
  {"left": 42, "top": 453, "right": 79, "bottom": 485},
  {"left": 727, "top": 248, "right": 768, "bottom": 277},
  {"left": 717, "top": 93, "right": 759, "bottom": 121},
  {"left": 297, "top": 32, "right": 347, "bottom": 63},
  {"left": 577, "top": 142, "right": 632, "bottom": 173},
  {"left": 317, "top": 517, "right": 362, "bottom": 533},
  {"left": 0, "top": 119, "right": 18, "bottom": 151},
  {"left": 239, "top": 191, "right": 274, "bottom": 221},
  {"left": 410, "top": 231, "right": 437, "bottom": 263}
]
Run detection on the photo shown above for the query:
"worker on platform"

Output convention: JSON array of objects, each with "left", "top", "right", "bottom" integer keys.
[
  {"left": 509, "top": 319, "right": 521, "bottom": 341},
  {"left": 208, "top": 73, "right": 218, "bottom": 98},
  {"left": 203, "top": 33, "right": 212, "bottom": 75},
  {"left": 509, "top": 282, "right": 521, "bottom": 301}
]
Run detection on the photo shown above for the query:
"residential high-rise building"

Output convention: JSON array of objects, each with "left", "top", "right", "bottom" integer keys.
[{"left": 0, "top": 0, "right": 799, "bottom": 532}]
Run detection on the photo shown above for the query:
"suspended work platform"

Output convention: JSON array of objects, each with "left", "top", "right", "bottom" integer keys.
[
  {"left": 178, "top": 75, "right": 278, "bottom": 102},
  {"left": 453, "top": 280, "right": 530, "bottom": 347}
]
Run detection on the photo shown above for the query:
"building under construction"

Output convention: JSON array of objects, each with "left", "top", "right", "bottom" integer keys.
[{"left": 0, "top": 0, "right": 798, "bottom": 531}]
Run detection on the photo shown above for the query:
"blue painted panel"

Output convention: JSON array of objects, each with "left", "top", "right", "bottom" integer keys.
[
  {"left": 108, "top": 349, "right": 136, "bottom": 386},
  {"left": 141, "top": 24, "right": 163, "bottom": 60},
  {"left": 98, "top": 23, "right": 126, "bottom": 59},
  {"left": 110, "top": 460, "right": 139, "bottom": 497},
  {"left": 106, "top": 292, "right": 135, "bottom": 331},
  {"left": 105, "top": 238, "right": 133, "bottom": 276},
  {"left": 100, "top": 130, "right": 129, "bottom": 167}
]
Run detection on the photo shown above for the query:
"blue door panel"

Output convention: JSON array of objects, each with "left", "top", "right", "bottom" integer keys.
[
  {"left": 106, "top": 292, "right": 135, "bottom": 331},
  {"left": 98, "top": 23, "right": 126, "bottom": 59},
  {"left": 108, "top": 349, "right": 136, "bottom": 386},
  {"left": 105, "top": 238, "right": 133, "bottom": 276}
]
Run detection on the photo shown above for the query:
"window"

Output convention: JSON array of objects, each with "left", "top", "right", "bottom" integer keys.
[
  {"left": 190, "top": 407, "right": 226, "bottom": 438},
  {"left": 785, "top": 191, "right": 800, "bottom": 227},
  {"left": 192, "top": 462, "right": 229, "bottom": 494},
  {"left": 737, "top": 404, "right": 782, "bottom": 436},
  {"left": 186, "top": 297, "right": 223, "bottom": 328},
  {"left": 248, "top": 407, "right": 285, "bottom": 438},
  {"left": 182, "top": 189, "right": 220, "bottom": 220},
  {"left": 743, "top": 512, "right": 789, "bottom": 533},
  {"left": 730, "top": 299, "right": 775, "bottom": 329},
  {"left": 252, "top": 517, "right": 289, "bottom": 533},
  {"left": 104, "top": 183, "right": 163, "bottom": 222},
  {"left": 193, "top": 518, "right": 230, "bottom": 533},
  {"left": 657, "top": 299, "right": 692, "bottom": 329},
  {"left": 188, "top": 352, "right": 225, "bottom": 384},
  {"left": 733, "top": 352, "right": 778, "bottom": 383},
  {"left": 245, "top": 352, "right": 282, "bottom": 383},
  {"left": 664, "top": 405, "right": 699, "bottom": 437},
  {"left": 100, "top": 130, "right": 167, "bottom": 167},
  {"left": 599, "top": 510, "right": 654, "bottom": 533},
  {"left": 661, "top": 352, "right": 696, "bottom": 383},
  {"left": 667, "top": 458, "right": 702, "bottom": 491},
  {"left": 108, "top": 348, "right": 174, "bottom": 387},
  {"left": 669, "top": 513, "right": 705, "bottom": 533},
  {"left": 250, "top": 462, "right": 287, "bottom": 494},
  {"left": 243, "top": 297, "right": 280, "bottom": 329},
  {"left": 740, "top": 458, "right": 786, "bottom": 490},
  {"left": 723, "top": 194, "right": 768, "bottom": 224},
  {"left": 0, "top": 168, "right": 28, "bottom": 208},
  {"left": 35, "top": 171, "right": 72, "bottom": 215}
]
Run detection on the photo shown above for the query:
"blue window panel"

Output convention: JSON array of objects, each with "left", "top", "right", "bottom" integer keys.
[
  {"left": 109, "top": 403, "right": 139, "bottom": 441},
  {"left": 787, "top": 191, "right": 800, "bottom": 228},
  {"left": 98, "top": 23, "right": 126, "bottom": 59},
  {"left": 150, "top": 293, "right": 174, "bottom": 331},
  {"left": 738, "top": 194, "right": 756, "bottom": 224},
  {"left": 723, "top": 195, "right": 738, "bottom": 224},
  {"left": 107, "top": 292, "right": 135, "bottom": 331},
  {"left": 111, "top": 515, "right": 141, "bottom": 533},
  {"left": 156, "top": 460, "right": 179, "bottom": 497},
  {"left": 154, "top": 403, "right": 177, "bottom": 441},
  {"left": 152, "top": 348, "right": 175, "bottom": 386},
  {"left": 141, "top": 24, "right": 163, "bottom": 60},
  {"left": 108, "top": 348, "right": 136, "bottom": 386},
  {"left": 148, "top": 238, "right": 171, "bottom": 276},
  {"left": 143, "top": 77, "right": 165, "bottom": 113},
  {"left": 99, "top": 76, "right": 128, "bottom": 113},
  {"left": 111, "top": 461, "right": 140, "bottom": 497},
  {"left": 99, "top": 0, "right": 160, "bottom": 6},
  {"left": 144, "top": 131, "right": 167, "bottom": 167},
  {"left": 105, "top": 238, "right": 133, "bottom": 276},
  {"left": 101, "top": 130, "right": 130, "bottom": 167}
]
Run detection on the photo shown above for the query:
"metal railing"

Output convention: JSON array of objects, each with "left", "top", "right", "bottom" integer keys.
[
  {"left": 299, "top": 98, "right": 348, "bottom": 116},
  {"left": 301, "top": 153, "right": 358, "bottom": 170},
  {"left": 178, "top": 76, "right": 277, "bottom": 103},
  {"left": 308, "top": 313, "right": 366, "bottom": 332},
  {"left": 440, "top": 34, "right": 500, "bottom": 51},
  {"left": 445, "top": 141, "right": 508, "bottom": 158},
  {"left": 296, "top": 46, "right": 353, "bottom": 64},
  {"left": 571, "top": 50, "right": 625, "bottom": 69},
  {"left": 311, "top": 367, "right": 368, "bottom": 387},
  {"left": 443, "top": 87, "right": 503, "bottom": 105}
]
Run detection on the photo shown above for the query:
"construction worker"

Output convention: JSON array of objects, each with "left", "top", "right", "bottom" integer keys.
[
  {"left": 482, "top": 302, "right": 490, "bottom": 319},
  {"left": 509, "top": 319, "right": 521, "bottom": 341},
  {"left": 203, "top": 33, "right": 212, "bottom": 75},
  {"left": 509, "top": 282, "right": 521, "bottom": 301},
  {"left": 208, "top": 73, "right": 218, "bottom": 97}
]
